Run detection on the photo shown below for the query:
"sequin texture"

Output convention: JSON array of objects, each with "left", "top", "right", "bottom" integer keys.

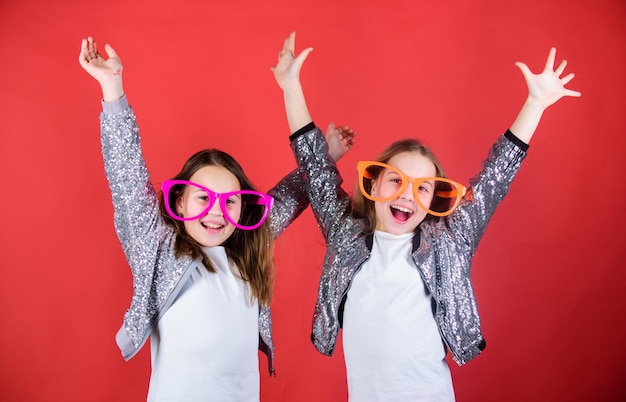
[
  {"left": 290, "top": 126, "right": 526, "bottom": 365},
  {"left": 100, "top": 99, "right": 310, "bottom": 373}
]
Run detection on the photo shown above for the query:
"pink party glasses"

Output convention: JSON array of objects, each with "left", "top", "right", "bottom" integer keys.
[
  {"left": 162, "top": 180, "right": 274, "bottom": 230},
  {"left": 357, "top": 161, "right": 467, "bottom": 217}
]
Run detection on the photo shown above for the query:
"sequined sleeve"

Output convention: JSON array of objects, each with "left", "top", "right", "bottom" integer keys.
[
  {"left": 99, "top": 97, "right": 173, "bottom": 279},
  {"left": 289, "top": 126, "right": 354, "bottom": 244},
  {"left": 443, "top": 131, "right": 527, "bottom": 254},
  {"left": 267, "top": 168, "right": 310, "bottom": 239}
]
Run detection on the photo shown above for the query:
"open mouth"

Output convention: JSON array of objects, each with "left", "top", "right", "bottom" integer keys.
[
  {"left": 390, "top": 205, "right": 414, "bottom": 223},
  {"left": 201, "top": 221, "right": 225, "bottom": 230}
]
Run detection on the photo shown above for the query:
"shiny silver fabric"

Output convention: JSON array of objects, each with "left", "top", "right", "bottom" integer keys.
[
  {"left": 290, "top": 125, "right": 526, "bottom": 366},
  {"left": 100, "top": 96, "right": 309, "bottom": 373}
]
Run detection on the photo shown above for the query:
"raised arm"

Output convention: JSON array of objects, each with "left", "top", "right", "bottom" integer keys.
[
  {"left": 509, "top": 47, "right": 581, "bottom": 144},
  {"left": 79, "top": 36, "right": 169, "bottom": 283},
  {"left": 446, "top": 49, "right": 580, "bottom": 251},
  {"left": 269, "top": 121, "right": 356, "bottom": 239},
  {"left": 271, "top": 32, "right": 314, "bottom": 133},
  {"left": 272, "top": 33, "right": 359, "bottom": 246}
]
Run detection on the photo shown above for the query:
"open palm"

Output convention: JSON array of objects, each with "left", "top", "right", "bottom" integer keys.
[{"left": 516, "top": 48, "right": 581, "bottom": 109}]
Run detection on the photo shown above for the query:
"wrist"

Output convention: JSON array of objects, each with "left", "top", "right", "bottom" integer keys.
[
  {"left": 281, "top": 79, "right": 303, "bottom": 92},
  {"left": 524, "top": 95, "right": 548, "bottom": 112},
  {"left": 100, "top": 76, "right": 124, "bottom": 102}
]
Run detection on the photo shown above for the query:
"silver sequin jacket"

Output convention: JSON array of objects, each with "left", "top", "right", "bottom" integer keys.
[
  {"left": 289, "top": 123, "right": 527, "bottom": 366},
  {"left": 100, "top": 96, "right": 309, "bottom": 374}
]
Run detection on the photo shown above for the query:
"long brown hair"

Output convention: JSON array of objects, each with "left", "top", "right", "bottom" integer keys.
[
  {"left": 352, "top": 139, "right": 449, "bottom": 234},
  {"left": 159, "top": 149, "right": 275, "bottom": 305}
]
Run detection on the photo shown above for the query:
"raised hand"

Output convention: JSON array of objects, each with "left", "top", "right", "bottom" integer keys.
[
  {"left": 509, "top": 48, "right": 581, "bottom": 143},
  {"left": 78, "top": 37, "right": 124, "bottom": 101},
  {"left": 515, "top": 47, "right": 581, "bottom": 109},
  {"left": 326, "top": 122, "right": 357, "bottom": 162},
  {"left": 272, "top": 32, "right": 315, "bottom": 133},
  {"left": 271, "top": 32, "right": 313, "bottom": 90}
]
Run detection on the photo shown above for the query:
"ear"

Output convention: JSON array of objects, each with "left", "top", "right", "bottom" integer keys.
[
  {"left": 176, "top": 197, "right": 184, "bottom": 214},
  {"left": 370, "top": 180, "right": 379, "bottom": 197}
]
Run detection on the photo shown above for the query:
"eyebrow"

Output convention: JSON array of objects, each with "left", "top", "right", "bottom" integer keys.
[
  {"left": 188, "top": 186, "right": 207, "bottom": 193},
  {"left": 383, "top": 169, "right": 400, "bottom": 176}
]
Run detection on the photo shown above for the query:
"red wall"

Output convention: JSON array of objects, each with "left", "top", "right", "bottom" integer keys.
[{"left": 1, "top": 1, "right": 625, "bottom": 401}]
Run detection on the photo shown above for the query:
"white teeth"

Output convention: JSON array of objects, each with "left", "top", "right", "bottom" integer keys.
[
  {"left": 391, "top": 205, "right": 413, "bottom": 213},
  {"left": 201, "top": 222, "right": 223, "bottom": 229}
]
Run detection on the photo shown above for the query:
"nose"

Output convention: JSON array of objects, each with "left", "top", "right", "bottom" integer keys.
[
  {"left": 399, "top": 180, "right": 415, "bottom": 201},
  {"left": 207, "top": 199, "right": 224, "bottom": 217}
]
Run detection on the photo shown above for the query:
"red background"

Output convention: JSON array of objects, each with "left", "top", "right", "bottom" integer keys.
[{"left": 1, "top": 0, "right": 625, "bottom": 401}]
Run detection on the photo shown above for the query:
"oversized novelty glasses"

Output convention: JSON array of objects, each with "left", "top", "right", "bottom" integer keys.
[
  {"left": 357, "top": 161, "right": 467, "bottom": 217},
  {"left": 161, "top": 180, "right": 274, "bottom": 230}
]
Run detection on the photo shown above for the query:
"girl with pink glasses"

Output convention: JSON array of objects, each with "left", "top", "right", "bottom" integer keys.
[{"left": 78, "top": 36, "right": 354, "bottom": 401}]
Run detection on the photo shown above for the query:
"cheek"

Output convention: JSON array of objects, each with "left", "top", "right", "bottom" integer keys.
[
  {"left": 374, "top": 201, "right": 387, "bottom": 220},
  {"left": 372, "top": 179, "right": 391, "bottom": 197},
  {"left": 415, "top": 209, "right": 428, "bottom": 222},
  {"left": 183, "top": 198, "right": 206, "bottom": 216},
  {"left": 227, "top": 204, "right": 242, "bottom": 222},
  {"left": 418, "top": 192, "right": 435, "bottom": 207}
]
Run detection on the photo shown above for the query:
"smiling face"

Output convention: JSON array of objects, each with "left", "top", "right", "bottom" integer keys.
[
  {"left": 371, "top": 151, "right": 437, "bottom": 235},
  {"left": 176, "top": 165, "right": 242, "bottom": 247}
]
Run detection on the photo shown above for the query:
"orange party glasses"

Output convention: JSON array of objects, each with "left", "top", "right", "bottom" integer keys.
[{"left": 357, "top": 161, "right": 467, "bottom": 217}]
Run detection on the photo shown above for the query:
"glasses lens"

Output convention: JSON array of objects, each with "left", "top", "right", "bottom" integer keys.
[
  {"left": 359, "top": 162, "right": 393, "bottom": 201},
  {"left": 426, "top": 179, "right": 464, "bottom": 216},
  {"left": 226, "top": 191, "right": 273, "bottom": 230},
  {"left": 357, "top": 162, "right": 464, "bottom": 217},
  {"left": 162, "top": 181, "right": 216, "bottom": 221}
]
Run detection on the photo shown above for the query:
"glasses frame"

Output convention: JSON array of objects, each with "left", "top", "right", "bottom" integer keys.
[
  {"left": 161, "top": 180, "right": 274, "bottom": 230},
  {"left": 356, "top": 161, "right": 467, "bottom": 217}
]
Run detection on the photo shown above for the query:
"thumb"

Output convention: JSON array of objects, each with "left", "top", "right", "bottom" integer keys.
[
  {"left": 293, "top": 47, "right": 314, "bottom": 70},
  {"left": 514, "top": 61, "right": 532, "bottom": 79},
  {"left": 104, "top": 43, "right": 119, "bottom": 58}
]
